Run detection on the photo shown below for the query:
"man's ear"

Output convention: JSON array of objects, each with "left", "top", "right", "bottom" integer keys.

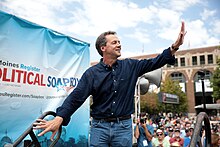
[{"left": 100, "top": 46, "right": 105, "bottom": 52}]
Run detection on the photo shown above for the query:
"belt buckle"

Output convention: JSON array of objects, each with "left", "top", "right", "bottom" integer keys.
[
  {"left": 109, "top": 117, "right": 117, "bottom": 122},
  {"left": 105, "top": 117, "right": 117, "bottom": 122}
]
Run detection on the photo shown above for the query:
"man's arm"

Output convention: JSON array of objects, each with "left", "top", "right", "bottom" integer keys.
[
  {"left": 134, "top": 118, "right": 141, "bottom": 139},
  {"left": 136, "top": 20, "right": 187, "bottom": 76},
  {"left": 134, "top": 124, "right": 140, "bottom": 139},
  {"left": 33, "top": 69, "right": 93, "bottom": 140},
  {"left": 170, "top": 21, "right": 187, "bottom": 55},
  {"left": 142, "top": 124, "right": 152, "bottom": 141},
  {"left": 56, "top": 70, "right": 93, "bottom": 126}
]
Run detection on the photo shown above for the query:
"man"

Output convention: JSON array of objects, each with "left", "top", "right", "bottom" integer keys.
[
  {"left": 170, "top": 129, "right": 184, "bottom": 147},
  {"left": 164, "top": 127, "right": 174, "bottom": 141},
  {"left": 134, "top": 116, "right": 154, "bottom": 147},
  {"left": 34, "top": 22, "right": 186, "bottom": 147},
  {"left": 183, "top": 128, "right": 192, "bottom": 147},
  {"left": 152, "top": 129, "right": 170, "bottom": 147},
  {"left": 181, "top": 121, "right": 191, "bottom": 138}
]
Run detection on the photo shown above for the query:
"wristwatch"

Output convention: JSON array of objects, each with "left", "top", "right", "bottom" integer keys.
[{"left": 171, "top": 44, "right": 179, "bottom": 51}]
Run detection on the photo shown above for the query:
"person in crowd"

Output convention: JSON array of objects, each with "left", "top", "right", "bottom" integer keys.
[
  {"left": 170, "top": 129, "right": 184, "bottom": 147},
  {"left": 134, "top": 116, "right": 154, "bottom": 147},
  {"left": 152, "top": 129, "right": 170, "bottom": 147},
  {"left": 201, "top": 128, "right": 206, "bottom": 147},
  {"left": 164, "top": 127, "right": 174, "bottom": 141},
  {"left": 217, "top": 135, "right": 220, "bottom": 147},
  {"left": 183, "top": 128, "right": 192, "bottom": 147},
  {"left": 133, "top": 116, "right": 138, "bottom": 146},
  {"left": 34, "top": 22, "right": 186, "bottom": 147},
  {"left": 211, "top": 133, "right": 219, "bottom": 147},
  {"left": 180, "top": 121, "right": 191, "bottom": 138}
]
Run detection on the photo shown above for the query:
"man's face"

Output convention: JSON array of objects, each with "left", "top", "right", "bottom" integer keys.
[
  {"left": 185, "top": 123, "right": 191, "bottom": 128},
  {"left": 169, "top": 129, "right": 174, "bottom": 136},
  {"left": 101, "top": 34, "right": 121, "bottom": 58},
  {"left": 157, "top": 132, "right": 164, "bottom": 141},
  {"left": 188, "top": 130, "right": 192, "bottom": 136},
  {"left": 174, "top": 131, "right": 180, "bottom": 138}
]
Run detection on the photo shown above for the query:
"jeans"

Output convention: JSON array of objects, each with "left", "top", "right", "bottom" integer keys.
[{"left": 90, "top": 118, "right": 132, "bottom": 147}]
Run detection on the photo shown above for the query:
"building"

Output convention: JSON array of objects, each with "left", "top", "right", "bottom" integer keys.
[{"left": 126, "top": 45, "right": 220, "bottom": 115}]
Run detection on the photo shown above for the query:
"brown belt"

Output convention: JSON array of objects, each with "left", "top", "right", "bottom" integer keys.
[{"left": 94, "top": 115, "right": 131, "bottom": 122}]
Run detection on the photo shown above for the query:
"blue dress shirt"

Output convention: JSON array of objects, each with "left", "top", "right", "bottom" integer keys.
[{"left": 56, "top": 48, "right": 175, "bottom": 125}]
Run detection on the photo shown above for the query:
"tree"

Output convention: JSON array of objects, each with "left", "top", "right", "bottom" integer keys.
[
  {"left": 159, "top": 77, "right": 188, "bottom": 114},
  {"left": 211, "top": 58, "right": 220, "bottom": 102},
  {"left": 140, "top": 92, "right": 159, "bottom": 114},
  {"left": 139, "top": 77, "right": 188, "bottom": 116}
]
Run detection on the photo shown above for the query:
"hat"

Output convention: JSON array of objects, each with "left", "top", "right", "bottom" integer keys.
[
  {"left": 175, "top": 129, "right": 180, "bottom": 132},
  {"left": 156, "top": 129, "right": 163, "bottom": 133}
]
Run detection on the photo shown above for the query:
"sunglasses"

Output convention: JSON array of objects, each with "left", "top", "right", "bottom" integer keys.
[{"left": 157, "top": 133, "right": 163, "bottom": 136}]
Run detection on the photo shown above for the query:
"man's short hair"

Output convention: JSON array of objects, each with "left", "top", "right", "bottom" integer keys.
[
  {"left": 95, "top": 31, "right": 116, "bottom": 57},
  {"left": 185, "top": 128, "right": 190, "bottom": 133}
]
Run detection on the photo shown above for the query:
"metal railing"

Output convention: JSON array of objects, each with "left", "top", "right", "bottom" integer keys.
[
  {"left": 7, "top": 111, "right": 62, "bottom": 147},
  {"left": 189, "top": 112, "right": 211, "bottom": 147}
]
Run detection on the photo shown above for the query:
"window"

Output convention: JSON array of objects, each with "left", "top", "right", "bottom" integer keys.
[
  {"left": 200, "top": 55, "right": 205, "bottom": 65},
  {"left": 192, "top": 56, "right": 197, "bottom": 65},
  {"left": 195, "top": 70, "right": 212, "bottom": 81},
  {"left": 208, "top": 54, "right": 213, "bottom": 64},
  {"left": 174, "top": 58, "right": 178, "bottom": 67},
  {"left": 180, "top": 57, "right": 185, "bottom": 66},
  {"left": 170, "top": 72, "right": 185, "bottom": 82},
  {"left": 170, "top": 72, "right": 186, "bottom": 92}
]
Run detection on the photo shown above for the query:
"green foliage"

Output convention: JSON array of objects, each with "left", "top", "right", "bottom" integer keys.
[
  {"left": 140, "top": 92, "right": 159, "bottom": 114},
  {"left": 211, "top": 58, "right": 220, "bottom": 102},
  {"left": 140, "top": 78, "right": 188, "bottom": 115},
  {"left": 160, "top": 77, "right": 188, "bottom": 114}
]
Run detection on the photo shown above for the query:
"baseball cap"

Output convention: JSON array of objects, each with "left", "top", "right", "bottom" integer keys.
[
  {"left": 156, "top": 129, "right": 163, "bottom": 133},
  {"left": 169, "top": 127, "right": 174, "bottom": 132},
  {"left": 175, "top": 128, "right": 180, "bottom": 132}
]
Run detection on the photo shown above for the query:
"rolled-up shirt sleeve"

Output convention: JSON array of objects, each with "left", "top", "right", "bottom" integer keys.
[
  {"left": 56, "top": 70, "right": 93, "bottom": 126},
  {"left": 136, "top": 47, "right": 175, "bottom": 76},
  {"left": 162, "top": 47, "right": 175, "bottom": 65}
]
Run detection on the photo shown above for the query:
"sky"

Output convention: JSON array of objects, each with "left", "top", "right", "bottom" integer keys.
[{"left": 0, "top": 0, "right": 220, "bottom": 62}]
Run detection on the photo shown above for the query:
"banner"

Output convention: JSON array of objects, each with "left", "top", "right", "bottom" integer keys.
[{"left": 0, "top": 11, "right": 90, "bottom": 146}]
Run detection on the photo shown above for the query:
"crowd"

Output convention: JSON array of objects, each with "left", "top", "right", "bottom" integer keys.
[{"left": 133, "top": 112, "right": 220, "bottom": 147}]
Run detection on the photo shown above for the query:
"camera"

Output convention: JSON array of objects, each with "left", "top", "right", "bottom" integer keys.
[{"left": 140, "top": 118, "right": 145, "bottom": 124}]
